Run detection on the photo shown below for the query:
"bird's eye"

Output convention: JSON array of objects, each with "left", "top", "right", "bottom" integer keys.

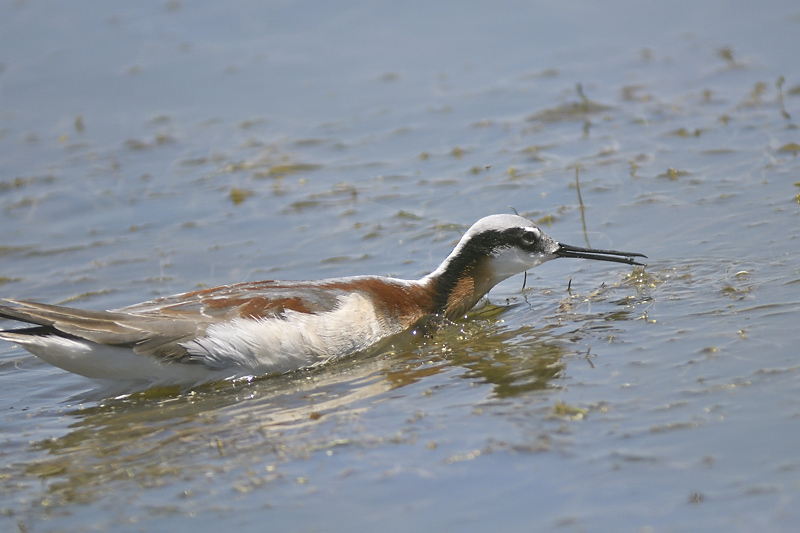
[{"left": 521, "top": 230, "right": 537, "bottom": 244}]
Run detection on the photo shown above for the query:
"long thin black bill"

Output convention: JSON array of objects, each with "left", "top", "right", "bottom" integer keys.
[{"left": 556, "top": 243, "right": 647, "bottom": 266}]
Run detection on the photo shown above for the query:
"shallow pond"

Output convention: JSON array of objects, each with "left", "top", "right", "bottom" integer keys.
[{"left": 1, "top": 1, "right": 800, "bottom": 531}]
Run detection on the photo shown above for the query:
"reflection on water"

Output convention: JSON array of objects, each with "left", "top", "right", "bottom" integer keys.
[{"left": 14, "top": 357, "right": 396, "bottom": 510}]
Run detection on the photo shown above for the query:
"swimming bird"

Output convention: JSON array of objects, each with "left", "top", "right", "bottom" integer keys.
[{"left": 0, "top": 214, "right": 645, "bottom": 386}]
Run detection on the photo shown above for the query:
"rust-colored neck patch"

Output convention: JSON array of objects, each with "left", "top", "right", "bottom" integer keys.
[{"left": 432, "top": 256, "right": 497, "bottom": 320}]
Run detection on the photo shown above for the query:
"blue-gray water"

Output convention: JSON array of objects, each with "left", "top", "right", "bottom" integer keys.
[{"left": 1, "top": 1, "right": 799, "bottom": 531}]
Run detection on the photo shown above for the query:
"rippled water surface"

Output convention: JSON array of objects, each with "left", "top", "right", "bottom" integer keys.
[{"left": 2, "top": 1, "right": 800, "bottom": 531}]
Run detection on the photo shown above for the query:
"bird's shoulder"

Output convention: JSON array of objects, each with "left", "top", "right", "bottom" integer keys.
[{"left": 119, "top": 276, "right": 427, "bottom": 321}]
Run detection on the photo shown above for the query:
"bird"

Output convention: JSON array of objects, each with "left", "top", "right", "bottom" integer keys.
[{"left": 0, "top": 214, "right": 645, "bottom": 386}]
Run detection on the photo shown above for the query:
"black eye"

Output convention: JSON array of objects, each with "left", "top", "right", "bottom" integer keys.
[{"left": 521, "top": 230, "right": 537, "bottom": 244}]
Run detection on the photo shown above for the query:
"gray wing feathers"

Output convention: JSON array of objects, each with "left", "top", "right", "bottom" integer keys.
[{"left": 0, "top": 299, "right": 202, "bottom": 362}]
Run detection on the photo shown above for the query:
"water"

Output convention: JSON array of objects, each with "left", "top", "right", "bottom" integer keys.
[{"left": 2, "top": 1, "right": 799, "bottom": 531}]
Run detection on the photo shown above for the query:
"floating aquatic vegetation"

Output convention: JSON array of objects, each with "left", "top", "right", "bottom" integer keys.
[
  {"left": 658, "top": 167, "right": 690, "bottom": 180},
  {"left": 229, "top": 188, "right": 253, "bottom": 205},
  {"left": 550, "top": 400, "right": 587, "bottom": 421},
  {"left": 528, "top": 84, "right": 613, "bottom": 123},
  {"left": 258, "top": 163, "right": 322, "bottom": 179}
]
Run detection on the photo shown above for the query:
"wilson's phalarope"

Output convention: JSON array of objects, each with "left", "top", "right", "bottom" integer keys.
[{"left": 0, "top": 214, "right": 645, "bottom": 385}]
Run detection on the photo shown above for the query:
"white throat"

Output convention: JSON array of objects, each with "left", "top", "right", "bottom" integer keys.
[{"left": 485, "top": 247, "right": 556, "bottom": 284}]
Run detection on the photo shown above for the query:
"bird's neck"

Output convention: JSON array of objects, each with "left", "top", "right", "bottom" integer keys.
[{"left": 422, "top": 255, "right": 502, "bottom": 320}]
